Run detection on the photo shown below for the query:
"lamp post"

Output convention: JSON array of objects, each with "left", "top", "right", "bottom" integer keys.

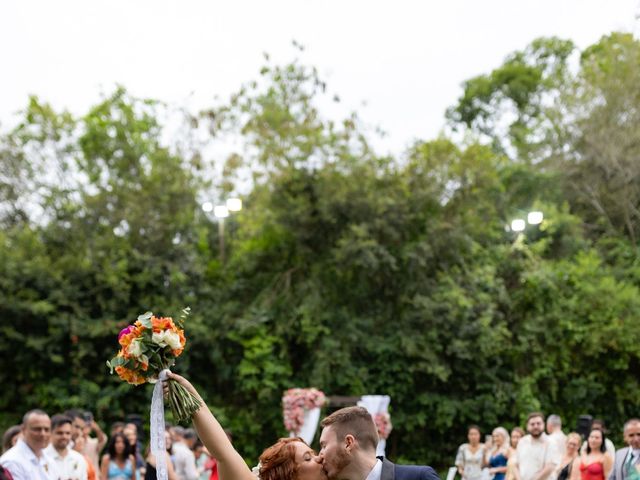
[{"left": 202, "top": 198, "right": 242, "bottom": 263}]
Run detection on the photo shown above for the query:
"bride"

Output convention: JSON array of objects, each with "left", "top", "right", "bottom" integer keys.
[{"left": 164, "top": 372, "right": 327, "bottom": 480}]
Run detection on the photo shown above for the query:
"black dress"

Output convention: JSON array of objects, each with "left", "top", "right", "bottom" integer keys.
[{"left": 557, "top": 462, "right": 573, "bottom": 480}]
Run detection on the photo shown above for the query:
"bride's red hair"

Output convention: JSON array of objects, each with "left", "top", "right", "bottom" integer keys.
[{"left": 259, "top": 437, "right": 305, "bottom": 480}]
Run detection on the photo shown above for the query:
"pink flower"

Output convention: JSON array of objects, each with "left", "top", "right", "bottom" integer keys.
[
  {"left": 282, "top": 388, "right": 326, "bottom": 434},
  {"left": 118, "top": 325, "right": 133, "bottom": 340},
  {"left": 374, "top": 413, "right": 393, "bottom": 440}
]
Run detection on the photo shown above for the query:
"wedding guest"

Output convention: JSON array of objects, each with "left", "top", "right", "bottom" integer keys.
[
  {"left": 456, "top": 425, "right": 486, "bottom": 480},
  {"left": 554, "top": 433, "right": 581, "bottom": 480},
  {"left": 81, "top": 413, "right": 108, "bottom": 478},
  {"left": 511, "top": 428, "right": 525, "bottom": 449},
  {"left": 610, "top": 418, "right": 640, "bottom": 480},
  {"left": 123, "top": 423, "right": 145, "bottom": 474},
  {"left": 570, "top": 428, "right": 613, "bottom": 480},
  {"left": 488, "top": 427, "right": 512, "bottom": 480},
  {"left": 0, "top": 409, "right": 56, "bottom": 479},
  {"left": 44, "top": 414, "right": 88, "bottom": 480},
  {"left": 100, "top": 432, "right": 136, "bottom": 480},
  {"left": 515, "top": 413, "right": 560, "bottom": 480},
  {"left": 73, "top": 434, "right": 97, "bottom": 480},
  {"left": 1, "top": 426, "right": 21, "bottom": 454},
  {"left": 193, "top": 440, "right": 211, "bottom": 480},
  {"left": 110, "top": 423, "right": 125, "bottom": 437},
  {"left": 581, "top": 420, "right": 615, "bottom": 460},
  {"left": 547, "top": 415, "right": 567, "bottom": 458},
  {"left": 144, "top": 430, "right": 177, "bottom": 480},
  {"left": 172, "top": 427, "right": 198, "bottom": 480},
  {"left": 506, "top": 427, "right": 526, "bottom": 480}
]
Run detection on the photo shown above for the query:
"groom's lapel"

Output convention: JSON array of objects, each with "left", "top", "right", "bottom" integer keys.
[{"left": 380, "top": 457, "right": 395, "bottom": 480}]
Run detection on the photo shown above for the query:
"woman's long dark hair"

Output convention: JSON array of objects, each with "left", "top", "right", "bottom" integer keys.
[
  {"left": 107, "top": 432, "right": 131, "bottom": 459},
  {"left": 586, "top": 428, "right": 607, "bottom": 454}
]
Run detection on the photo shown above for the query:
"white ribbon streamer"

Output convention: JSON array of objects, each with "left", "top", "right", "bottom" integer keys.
[{"left": 150, "top": 369, "right": 170, "bottom": 480}]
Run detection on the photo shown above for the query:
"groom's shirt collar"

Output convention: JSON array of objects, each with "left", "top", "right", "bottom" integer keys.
[{"left": 365, "top": 459, "right": 383, "bottom": 480}]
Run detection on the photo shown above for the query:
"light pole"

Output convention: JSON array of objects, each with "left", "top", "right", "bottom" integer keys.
[{"left": 202, "top": 198, "right": 242, "bottom": 263}]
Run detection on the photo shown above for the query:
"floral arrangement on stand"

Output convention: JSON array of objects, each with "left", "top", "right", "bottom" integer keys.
[
  {"left": 282, "top": 388, "right": 326, "bottom": 434},
  {"left": 374, "top": 412, "right": 393, "bottom": 440}
]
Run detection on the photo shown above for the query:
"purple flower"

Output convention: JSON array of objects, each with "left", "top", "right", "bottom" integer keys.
[{"left": 118, "top": 325, "right": 133, "bottom": 341}]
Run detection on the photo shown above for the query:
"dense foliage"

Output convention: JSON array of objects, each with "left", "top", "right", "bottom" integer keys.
[{"left": 1, "top": 34, "right": 640, "bottom": 469}]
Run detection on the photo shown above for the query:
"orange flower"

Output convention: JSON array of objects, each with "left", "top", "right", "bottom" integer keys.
[
  {"left": 151, "top": 316, "right": 176, "bottom": 333},
  {"left": 115, "top": 365, "right": 146, "bottom": 385}
]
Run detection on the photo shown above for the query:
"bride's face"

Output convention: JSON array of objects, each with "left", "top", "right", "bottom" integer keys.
[{"left": 293, "top": 441, "right": 326, "bottom": 480}]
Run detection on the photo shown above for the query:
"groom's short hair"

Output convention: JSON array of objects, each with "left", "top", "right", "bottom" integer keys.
[{"left": 321, "top": 406, "right": 378, "bottom": 451}]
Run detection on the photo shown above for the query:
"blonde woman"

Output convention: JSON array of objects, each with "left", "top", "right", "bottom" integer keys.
[
  {"left": 555, "top": 433, "right": 581, "bottom": 480},
  {"left": 487, "top": 428, "right": 512, "bottom": 480}
]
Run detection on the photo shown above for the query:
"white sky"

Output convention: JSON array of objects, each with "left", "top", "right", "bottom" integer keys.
[{"left": 1, "top": 0, "right": 638, "bottom": 156}]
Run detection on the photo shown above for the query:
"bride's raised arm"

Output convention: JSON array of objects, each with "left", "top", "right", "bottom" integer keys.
[{"left": 165, "top": 372, "right": 255, "bottom": 480}]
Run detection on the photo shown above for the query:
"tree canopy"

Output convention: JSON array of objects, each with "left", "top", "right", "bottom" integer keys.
[{"left": 2, "top": 33, "right": 640, "bottom": 469}]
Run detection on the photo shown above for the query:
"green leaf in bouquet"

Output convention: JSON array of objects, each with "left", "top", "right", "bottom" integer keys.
[
  {"left": 106, "top": 356, "right": 126, "bottom": 373},
  {"left": 176, "top": 306, "right": 190, "bottom": 329},
  {"left": 150, "top": 352, "right": 164, "bottom": 369},
  {"left": 138, "top": 311, "right": 153, "bottom": 329}
]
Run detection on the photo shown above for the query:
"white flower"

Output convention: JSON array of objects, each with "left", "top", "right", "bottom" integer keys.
[
  {"left": 152, "top": 330, "right": 182, "bottom": 350},
  {"left": 127, "top": 339, "right": 143, "bottom": 358}
]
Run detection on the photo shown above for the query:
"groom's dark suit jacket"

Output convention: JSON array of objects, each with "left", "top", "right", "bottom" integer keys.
[{"left": 380, "top": 457, "right": 441, "bottom": 480}]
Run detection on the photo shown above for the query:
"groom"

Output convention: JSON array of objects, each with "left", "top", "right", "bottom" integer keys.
[{"left": 318, "top": 406, "right": 440, "bottom": 480}]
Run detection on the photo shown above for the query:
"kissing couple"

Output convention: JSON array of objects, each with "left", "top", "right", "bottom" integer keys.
[{"left": 164, "top": 372, "right": 440, "bottom": 480}]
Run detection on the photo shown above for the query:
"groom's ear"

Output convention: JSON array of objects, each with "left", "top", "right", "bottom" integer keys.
[{"left": 344, "top": 434, "right": 356, "bottom": 453}]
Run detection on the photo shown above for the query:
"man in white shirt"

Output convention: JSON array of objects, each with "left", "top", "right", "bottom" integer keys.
[
  {"left": 546, "top": 415, "right": 567, "bottom": 458},
  {"left": 171, "top": 427, "right": 198, "bottom": 480},
  {"left": 515, "top": 412, "right": 560, "bottom": 480},
  {"left": 0, "top": 409, "right": 56, "bottom": 480},
  {"left": 44, "top": 414, "right": 88, "bottom": 480}
]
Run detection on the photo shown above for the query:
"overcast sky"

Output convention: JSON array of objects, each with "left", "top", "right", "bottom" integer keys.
[{"left": 1, "top": 0, "right": 638, "bottom": 155}]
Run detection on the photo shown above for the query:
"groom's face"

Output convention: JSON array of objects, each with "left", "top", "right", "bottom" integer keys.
[{"left": 319, "top": 425, "right": 351, "bottom": 480}]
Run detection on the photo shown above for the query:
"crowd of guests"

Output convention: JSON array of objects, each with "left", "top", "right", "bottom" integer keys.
[
  {"left": 454, "top": 413, "right": 640, "bottom": 480},
  {"left": 0, "top": 408, "right": 221, "bottom": 480},
  {"left": 2, "top": 405, "right": 640, "bottom": 480}
]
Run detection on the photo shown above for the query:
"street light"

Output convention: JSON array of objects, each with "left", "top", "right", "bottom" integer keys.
[
  {"left": 508, "top": 210, "right": 544, "bottom": 235},
  {"left": 226, "top": 198, "right": 242, "bottom": 212},
  {"left": 511, "top": 219, "right": 526, "bottom": 232},
  {"left": 527, "top": 211, "right": 543, "bottom": 225},
  {"left": 214, "top": 205, "right": 229, "bottom": 218},
  {"left": 202, "top": 198, "right": 242, "bottom": 264}
]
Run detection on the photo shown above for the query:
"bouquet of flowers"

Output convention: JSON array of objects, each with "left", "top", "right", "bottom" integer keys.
[
  {"left": 374, "top": 412, "right": 393, "bottom": 440},
  {"left": 106, "top": 308, "right": 201, "bottom": 423},
  {"left": 282, "top": 388, "right": 326, "bottom": 434}
]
